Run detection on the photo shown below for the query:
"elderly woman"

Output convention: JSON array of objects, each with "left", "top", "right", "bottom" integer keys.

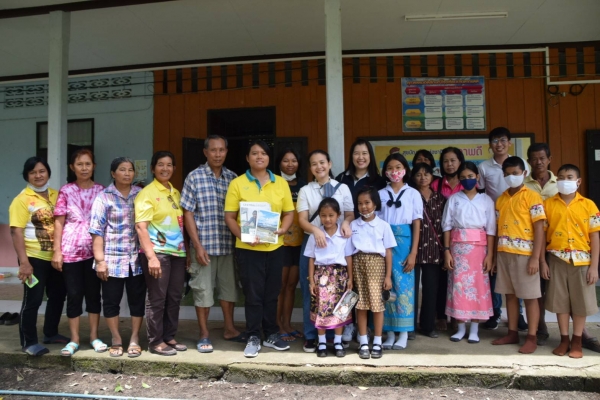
[
  {"left": 225, "top": 140, "right": 295, "bottom": 358},
  {"left": 52, "top": 149, "right": 105, "bottom": 356},
  {"left": 89, "top": 157, "right": 145, "bottom": 358},
  {"left": 135, "top": 151, "right": 187, "bottom": 356},
  {"left": 9, "top": 157, "right": 68, "bottom": 356}
]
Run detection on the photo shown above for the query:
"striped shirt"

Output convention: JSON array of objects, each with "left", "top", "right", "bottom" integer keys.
[{"left": 89, "top": 184, "right": 142, "bottom": 277}]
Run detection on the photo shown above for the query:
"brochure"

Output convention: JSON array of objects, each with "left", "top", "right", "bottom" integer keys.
[
  {"left": 332, "top": 290, "right": 359, "bottom": 321},
  {"left": 239, "top": 202, "right": 271, "bottom": 243},
  {"left": 255, "top": 209, "right": 281, "bottom": 244}
]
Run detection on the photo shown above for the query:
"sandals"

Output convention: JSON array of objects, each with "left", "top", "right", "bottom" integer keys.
[
  {"left": 316, "top": 342, "right": 327, "bottom": 357},
  {"left": 224, "top": 332, "right": 247, "bottom": 343},
  {"left": 358, "top": 343, "right": 370, "bottom": 359},
  {"left": 279, "top": 332, "right": 297, "bottom": 342},
  {"left": 149, "top": 345, "right": 177, "bottom": 356},
  {"left": 196, "top": 338, "right": 213, "bottom": 353},
  {"left": 22, "top": 343, "right": 49, "bottom": 357},
  {"left": 289, "top": 330, "right": 305, "bottom": 339},
  {"left": 90, "top": 339, "right": 108, "bottom": 353},
  {"left": 371, "top": 344, "right": 383, "bottom": 359},
  {"left": 127, "top": 343, "right": 142, "bottom": 358},
  {"left": 61, "top": 342, "right": 79, "bottom": 357},
  {"left": 165, "top": 341, "right": 187, "bottom": 352},
  {"left": 109, "top": 344, "right": 123, "bottom": 357}
]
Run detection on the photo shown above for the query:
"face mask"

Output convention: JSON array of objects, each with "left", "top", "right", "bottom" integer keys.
[
  {"left": 280, "top": 172, "right": 296, "bottom": 182},
  {"left": 359, "top": 210, "right": 375, "bottom": 219},
  {"left": 460, "top": 178, "right": 477, "bottom": 191},
  {"left": 386, "top": 169, "right": 405, "bottom": 183},
  {"left": 557, "top": 180, "right": 578, "bottom": 195},
  {"left": 28, "top": 182, "right": 49, "bottom": 193},
  {"left": 504, "top": 173, "right": 524, "bottom": 188}
]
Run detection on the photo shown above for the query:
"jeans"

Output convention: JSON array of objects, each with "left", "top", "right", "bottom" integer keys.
[{"left": 490, "top": 273, "right": 524, "bottom": 315}]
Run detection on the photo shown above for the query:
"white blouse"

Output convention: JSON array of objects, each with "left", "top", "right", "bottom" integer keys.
[
  {"left": 441, "top": 191, "right": 496, "bottom": 235},
  {"left": 377, "top": 184, "right": 423, "bottom": 225},
  {"left": 297, "top": 179, "right": 354, "bottom": 233},
  {"left": 348, "top": 216, "right": 397, "bottom": 257},
  {"left": 303, "top": 225, "right": 352, "bottom": 266}
]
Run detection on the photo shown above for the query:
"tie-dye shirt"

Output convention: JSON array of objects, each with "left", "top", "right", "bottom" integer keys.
[
  {"left": 134, "top": 179, "right": 186, "bottom": 257},
  {"left": 9, "top": 187, "right": 58, "bottom": 261},
  {"left": 54, "top": 182, "right": 104, "bottom": 262}
]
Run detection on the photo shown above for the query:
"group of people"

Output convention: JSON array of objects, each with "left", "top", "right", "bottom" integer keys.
[{"left": 9, "top": 128, "right": 600, "bottom": 360}]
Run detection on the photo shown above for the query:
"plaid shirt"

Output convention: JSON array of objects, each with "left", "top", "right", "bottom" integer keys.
[
  {"left": 180, "top": 163, "right": 237, "bottom": 256},
  {"left": 88, "top": 184, "right": 142, "bottom": 278}
]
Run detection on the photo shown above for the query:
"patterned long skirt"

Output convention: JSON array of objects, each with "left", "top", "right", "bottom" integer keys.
[
  {"left": 353, "top": 253, "right": 386, "bottom": 312},
  {"left": 383, "top": 224, "right": 414, "bottom": 332},
  {"left": 310, "top": 264, "right": 352, "bottom": 329},
  {"left": 445, "top": 229, "right": 493, "bottom": 321}
]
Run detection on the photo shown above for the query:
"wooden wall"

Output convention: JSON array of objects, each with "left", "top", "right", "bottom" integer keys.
[{"left": 154, "top": 45, "right": 600, "bottom": 191}]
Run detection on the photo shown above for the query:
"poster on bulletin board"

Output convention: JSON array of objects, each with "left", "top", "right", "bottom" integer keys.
[{"left": 402, "top": 76, "right": 486, "bottom": 132}]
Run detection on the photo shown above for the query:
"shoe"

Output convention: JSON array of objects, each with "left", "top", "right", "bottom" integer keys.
[
  {"left": 582, "top": 337, "right": 600, "bottom": 353},
  {"left": 419, "top": 329, "right": 439, "bottom": 338},
  {"left": 0, "top": 312, "right": 11, "bottom": 325},
  {"left": 518, "top": 314, "right": 528, "bottom": 332},
  {"left": 536, "top": 331, "right": 550, "bottom": 346},
  {"left": 244, "top": 336, "right": 261, "bottom": 358},
  {"left": 407, "top": 331, "right": 416, "bottom": 340},
  {"left": 334, "top": 343, "right": 346, "bottom": 357},
  {"left": 342, "top": 324, "right": 355, "bottom": 342},
  {"left": 4, "top": 312, "right": 19, "bottom": 326},
  {"left": 303, "top": 338, "right": 317, "bottom": 353},
  {"left": 263, "top": 333, "right": 290, "bottom": 351},
  {"left": 371, "top": 344, "right": 383, "bottom": 359},
  {"left": 483, "top": 311, "right": 500, "bottom": 330},
  {"left": 149, "top": 344, "right": 176, "bottom": 356},
  {"left": 358, "top": 343, "right": 370, "bottom": 359},
  {"left": 316, "top": 343, "right": 327, "bottom": 357}
]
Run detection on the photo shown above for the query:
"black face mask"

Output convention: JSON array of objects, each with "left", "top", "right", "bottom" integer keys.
[{"left": 446, "top": 171, "right": 458, "bottom": 178}]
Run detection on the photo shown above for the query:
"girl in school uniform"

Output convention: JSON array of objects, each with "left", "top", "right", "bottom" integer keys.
[
  {"left": 304, "top": 198, "right": 353, "bottom": 358},
  {"left": 349, "top": 187, "right": 396, "bottom": 359},
  {"left": 441, "top": 162, "right": 496, "bottom": 344},
  {"left": 377, "top": 153, "right": 422, "bottom": 350}
]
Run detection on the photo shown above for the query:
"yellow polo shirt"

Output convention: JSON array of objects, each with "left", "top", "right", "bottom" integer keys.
[
  {"left": 224, "top": 170, "right": 294, "bottom": 251},
  {"left": 544, "top": 192, "right": 600, "bottom": 266},
  {"left": 496, "top": 186, "right": 546, "bottom": 256},
  {"left": 9, "top": 187, "right": 58, "bottom": 261}
]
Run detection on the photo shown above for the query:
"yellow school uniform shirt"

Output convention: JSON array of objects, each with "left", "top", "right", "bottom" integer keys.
[
  {"left": 496, "top": 186, "right": 546, "bottom": 256},
  {"left": 9, "top": 187, "right": 58, "bottom": 261},
  {"left": 224, "top": 170, "right": 294, "bottom": 251},
  {"left": 544, "top": 192, "right": 600, "bottom": 266}
]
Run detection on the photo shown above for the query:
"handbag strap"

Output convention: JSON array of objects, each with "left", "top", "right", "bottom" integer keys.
[
  {"left": 423, "top": 203, "right": 444, "bottom": 249},
  {"left": 309, "top": 181, "right": 342, "bottom": 223}
]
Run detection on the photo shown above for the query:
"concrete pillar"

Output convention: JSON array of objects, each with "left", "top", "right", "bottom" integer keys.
[
  {"left": 47, "top": 11, "right": 70, "bottom": 189},
  {"left": 324, "top": 0, "right": 345, "bottom": 174}
]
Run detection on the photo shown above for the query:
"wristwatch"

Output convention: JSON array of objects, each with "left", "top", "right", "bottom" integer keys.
[{"left": 443, "top": 247, "right": 451, "bottom": 252}]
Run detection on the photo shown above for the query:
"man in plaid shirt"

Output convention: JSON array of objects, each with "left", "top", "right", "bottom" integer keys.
[{"left": 181, "top": 135, "right": 243, "bottom": 353}]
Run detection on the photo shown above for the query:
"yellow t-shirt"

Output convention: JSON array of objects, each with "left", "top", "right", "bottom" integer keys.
[
  {"left": 9, "top": 187, "right": 58, "bottom": 261},
  {"left": 496, "top": 186, "right": 546, "bottom": 256},
  {"left": 544, "top": 192, "right": 600, "bottom": 266},
  {"left": 224, "top": 170, "right": 294, "bottom": 251}
]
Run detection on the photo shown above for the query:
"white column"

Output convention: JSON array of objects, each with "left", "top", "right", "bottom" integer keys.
[
  {"left": 324, "top": 0, "right": 345, "bottom": 174},
  {"left": 47, "top": 11, "right": 70, "bottom": 189}
]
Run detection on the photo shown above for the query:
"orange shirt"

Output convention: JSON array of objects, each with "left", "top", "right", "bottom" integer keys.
[
  {"left": 496, "top": 186, "right": 546, "bottom": 256},
  {"left": 544, "top": 192, "right": 600, "bottom": 266}
]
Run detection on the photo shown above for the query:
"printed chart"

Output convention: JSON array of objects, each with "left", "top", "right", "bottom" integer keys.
[{"left": 401, "top": 76, "right": 486, "bottom": 132}]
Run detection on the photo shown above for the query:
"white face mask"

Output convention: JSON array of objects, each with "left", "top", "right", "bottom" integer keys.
[
  {"left": 504, "top": 173, "right": 524, "bottom": 188},
  {"left": 359, "top": 211, "right": 375, "bottom": 219},
  {"left": 28, "top": 182, "right": 49, "bottom": 193},
  {"left": 557, "top": 180, "right": 579, "bottom": 195},
  {"left": 280, "top": 172, "right": 296, "bottom": 182}
]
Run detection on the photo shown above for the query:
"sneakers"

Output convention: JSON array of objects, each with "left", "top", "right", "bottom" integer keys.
[
  {"left": 483, "top": 311, "right": 501, "bottom": 330},
  {"left": 342, "top": 323, "right": 355, "bottom": 342},
  {"left": 244, "top": 336, "right": 261, "bottom": 358},
  {"left": 263, "top": 333, "right": 290, "bottom": 351},
  {"left": 518, "top": 314, "right": 529, "bottom": 332},
  {"left": 303, "top": 338, "right": 317, "bottom": 353}
]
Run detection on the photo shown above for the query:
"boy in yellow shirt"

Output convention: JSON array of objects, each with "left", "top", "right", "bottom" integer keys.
[
  {"left": 493, "top": 157, "right": 546, "bottom": 354},
  {"left": 540, "top": 164, "right": 599, "bottom": 358}
]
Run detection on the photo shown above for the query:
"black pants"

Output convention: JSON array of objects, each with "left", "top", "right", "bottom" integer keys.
[
  {"left": 63, "top": 258, "right": 102, "bottom": 318},
  {"left": 416, "top": 263, "right": 443, "bottom": 333},
  {"left": 19, "top": 257, "right": 66, "bottom": 348},
  {"left": 101, "top": 268, "right": 147, "bottom": 318},
  {"left": 237, "top": 247, "right": 284, "bottom": 339},
  {"left": 436, "top": 268, "right": 448, "bottom": 320}
]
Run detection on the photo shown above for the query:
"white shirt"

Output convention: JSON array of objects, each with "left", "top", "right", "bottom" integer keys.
[
  {"left": 303, "top": 225, "right": 352, "bottom": 266},
  {"left": 377, "top": 184, "right": 423, "bottom": 225},
  {"left": 477, "top": 155, "right": 531, "bottom": 201},
  {"left": 348, "top": 216, "right": 397, "bottom": 257},
  {"left": 441, "top": 191, "right": 496, "bottom": 235},
  {"left": 297, "top": 179, "right": 354, "bottom": 233}
]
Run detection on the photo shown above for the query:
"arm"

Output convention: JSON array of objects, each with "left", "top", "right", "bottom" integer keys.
[
  {"left": 341, "top": 211, "right": 354, "bottom": 238},
  {"left": 275, "top": 211, "right": 294, "bottom": 236},
  {"left": 483, "top": 235, "right": 495, "bottom": 273},
  {"left": 539, "top": 232, "right": 550, "bottom": 280},
  {"left": 587, "top": 231, "right": 599, "bottom": 285},
  {"left": 184, "top": 210, "right": 209, "bottom": 266},
  {"left": 135, "top": 221, "right": 161, "bottom": 279},
  {"left": 527, "top": 219, "right": 545, "bottom": 275},
  {"left": 91, "top": 234, "right": 109, "bottom": 281},
  {"left": 383, "top": 248, "right": 392, "bottom": 290},
  {"left": 403, "top": 219, "right": 420, "bottom": 272},
  {"left": 10, "top": 227, "right": 33, "bottom": 284},
  {"left": 298, "top": 210, "right": 327, "bottom": 248},
  {"left": 443, "top": 230, "right": 454, "bottom": 271},
  {"left": 308, "top": 258, "right": 317, "bottom": 296},
  {"left": 51, "top": 215, "right": 65, "bottom": 271},
  {"left": 345, "top": 256, "right": 353, "bottom": 292}
]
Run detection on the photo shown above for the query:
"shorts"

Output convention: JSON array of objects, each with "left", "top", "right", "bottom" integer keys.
[
  {"left": 545, "top": 254, "right": 599, "bottom": 316},
  {"left": 282, "top": 245, "right": 301, "bottom": 267},
  {"left": 188, "top": 249, "right": 238, "bottom": 308},
  {"left": 495, "top": 252, "right": 541, "bottom": 299}
]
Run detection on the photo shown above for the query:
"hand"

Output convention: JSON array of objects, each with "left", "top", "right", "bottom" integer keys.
[
  {"left": 383, "top": 277, "right": 392, "bottom": 291},
  {"left": 18, "top": 261, "right": 34, "bottom": 284},
  {"left": 346, "top": 280, "right": 353, "bottom": 292},
  {"left": 309, "top": 282, "right": 318, "bottom": 296},
  {"left": 527, "top": 258, "right": 539, "bottom": 276},
  {"left": 248, "top": 236, "right": 261, "bottom": 247},
  {"left": 194, "top": 244, "right": 210, "bottom": 266},
  {"left": 540, "top": 260, "right": 550, "bottom": 280},
  {"left": 402, "top": 252, "right": 416, "bottom": 273},
  {"left": 51, "top": 251, "right": 63, "bottom": 272},
  {"left": 587, "top": 267, "right": 598, "bottom": 285},
  {"left": 490, "top": 258, "right": 497, "bottom": 275},
  {"left": 444, "top": 251, "right": 454, "bottom": 271},
  {"left": 274, "top": 228, "right": 286, "bottom": 236},
  {"left": 148, "top": 256, "right": 162, "bottom": 279},
  {"left": 340, "top": 221, "right": 352, "bottom": 238},
  {"left": 313, "top": 229, "right": 327, "bottom": 248},
  {"left": 483, "top": 256, "right": 494, "bottom": 273},
  {"left": 96, "top": 261, "right": 109, "bottom": 282}
]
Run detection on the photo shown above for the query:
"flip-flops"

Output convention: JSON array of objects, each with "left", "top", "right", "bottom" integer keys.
[
  {"left": 289, "top": 330, "right": 305, "bottom": 339},
  {"left": 224, "top": 332, "right": 247, "bottom": 343},
  {"left": 149, "top": 345, "right": 176, "bottom": 356},
  {"left": 90, "top": 339, "right": 108, "bottom": 353},
  {"left": 61, "top": 342, "right": 79, "bottom": 357},
  {"left": 279, "top": 332, "right": 296, "bottom": 342},
  {"left": 109, "top": 344, "right": 123, "bottom": 357},
  {"left": 127, "top": 343, "right": 142, "bottom": 358},
  {"left": 196, "top": 338, "right": 213, "bottom": 353},
  {"left": 22, "top": 343, "right": 49, "bottom": 357},
  {"left": 43, "top": 334, "right": 70, "bottom": 344}
]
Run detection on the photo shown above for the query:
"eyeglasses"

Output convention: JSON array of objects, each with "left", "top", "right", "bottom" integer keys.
[
  {"left": 167, "top": 195, "right": 179, "bottom": 210},
  {"left": 491, "top": 138, "right": 509, "bottom": 145}
]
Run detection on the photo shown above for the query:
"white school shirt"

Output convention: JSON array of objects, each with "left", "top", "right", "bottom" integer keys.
[
  {"left": 296, "top": 179, "right": 354, "bottom": 234},
  {"left": 441, "top": 191, "right": 497, "bottom": 235},
  {"left": 477, "top": 155, "right": 531, "bottom": 201},
  {"left": 377, "top": 184, "right": 423, "bottom": 225},
  {"left": 348, "top": 216, "right": 397, "bottom": 257},
  {"left": 303, "top": 225, "right": 353, "bottom": 266}
]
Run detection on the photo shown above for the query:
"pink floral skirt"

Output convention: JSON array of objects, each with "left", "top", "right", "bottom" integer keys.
[{"left": 310, "top": 264, "right": 352, "bottom": 329}]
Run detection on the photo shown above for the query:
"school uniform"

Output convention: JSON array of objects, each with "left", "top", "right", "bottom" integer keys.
[
  {"left": 304, "top": 225, "right": 353, "bottom": 329},
  {"left": 544, "top": 193, "right": 600, "bottom": 316},
  {"left": 348, "top": 216, "right": 397, "bottom": 313},
  {"left": 442, "top": 192, "right": 496, "bottom": 320},
  {"left": 376, "top": 185, "right": 423, "bottom": 332}
]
